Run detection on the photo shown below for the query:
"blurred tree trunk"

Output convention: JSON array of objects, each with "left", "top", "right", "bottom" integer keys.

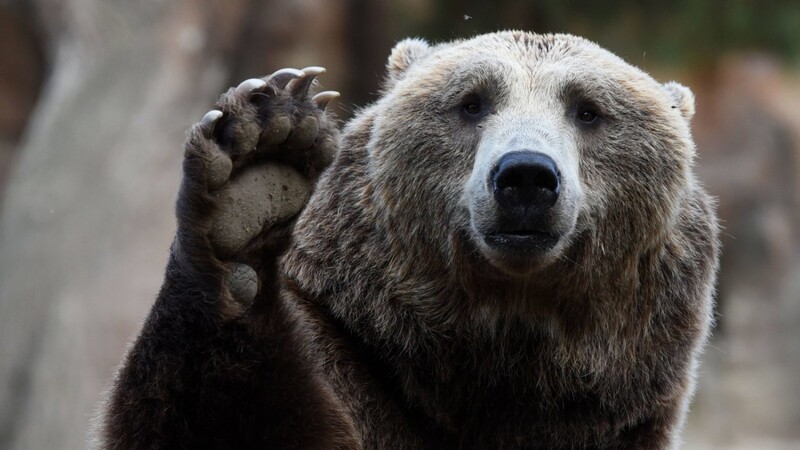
[
  {"left": 0, "top": 0, "right": 46, "bottom": 199},
  {"left": 0, "top": 1, "right": 240, "bottom": 448},
  {"left": 0, "top": 0, "right": 354, "bottom": 448}
]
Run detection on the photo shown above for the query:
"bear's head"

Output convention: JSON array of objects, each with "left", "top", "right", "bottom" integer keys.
[{"left": 368, "top": 31, "right": 697, "bottom": 281}]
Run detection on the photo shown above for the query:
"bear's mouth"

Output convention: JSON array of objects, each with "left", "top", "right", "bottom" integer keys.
[{"left": 483, "top": 230, "right": 559, "bottom": 254}]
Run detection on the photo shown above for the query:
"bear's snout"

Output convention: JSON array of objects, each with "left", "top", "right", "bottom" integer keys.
[
  {"left": 465, "top": 116, "right": 582, "bottom": 272},
  {"left": 467, "top": 137, "right": 580, "bottom": 272},
  {"left": 472, "top": 151, "right": 565, "bottom": 265},
  {"left": 492, "top": 151, "right": 561, "bottom": 217}
]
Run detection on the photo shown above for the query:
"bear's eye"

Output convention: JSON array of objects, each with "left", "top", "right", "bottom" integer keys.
[
  {"left": 575, "top": 104, "right": 600, "bottom": 125},
  {"left": 463, "top": 102, "right": 482, "bottom": 116},
  {"left": 459, "top": 94, "right": 487, "bottom": 120}
]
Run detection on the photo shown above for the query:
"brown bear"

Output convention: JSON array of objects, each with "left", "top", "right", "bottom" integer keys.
[{"left": 97, "top": 31, "right": 719, "bottom": 449}]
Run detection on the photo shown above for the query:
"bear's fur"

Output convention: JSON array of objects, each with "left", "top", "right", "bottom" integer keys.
[{"left": 98, "top": 32, "right": 719, "bottom": 449}]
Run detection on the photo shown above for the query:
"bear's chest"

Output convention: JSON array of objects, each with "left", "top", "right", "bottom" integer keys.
[{"left": 304, "top": 304, "right": 664, "bottom": 449}]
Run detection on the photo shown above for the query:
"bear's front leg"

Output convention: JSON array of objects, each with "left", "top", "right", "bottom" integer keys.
[{"left": 98, "top": 68, "right": 357, "bottom": 449}]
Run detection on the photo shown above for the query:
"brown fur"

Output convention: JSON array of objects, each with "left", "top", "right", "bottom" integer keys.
[{"left": 100, "top": 32, "right": 719, "bottom": 449}]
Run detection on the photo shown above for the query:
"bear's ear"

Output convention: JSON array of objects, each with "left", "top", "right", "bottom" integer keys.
[
  {"left": 663, "top": 81, "right": 695, "bottom": 121},
  {"left": 385, "top": 38, "right": 431, "bottom": 88}
]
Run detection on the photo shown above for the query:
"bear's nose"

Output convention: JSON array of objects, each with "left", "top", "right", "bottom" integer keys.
[{"left": 492, "top": 151, "right": 560, "bottom": 212}]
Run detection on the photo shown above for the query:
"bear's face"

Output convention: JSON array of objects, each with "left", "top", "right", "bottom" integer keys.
[{"left": 369, "top": 32, "right": 696, "bottom": 278}]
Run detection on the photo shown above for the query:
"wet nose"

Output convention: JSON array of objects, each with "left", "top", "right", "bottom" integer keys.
[{"left": 492, "top": 151, "right": 560, "bottom": 212}]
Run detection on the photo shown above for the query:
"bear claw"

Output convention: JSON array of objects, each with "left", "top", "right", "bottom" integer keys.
[
  {"left": 312, "top": 91, "right": 340, "bottom": 110},
  {"left": 288, "top": 66, "right": 326, "bottom": 99},
  {"left": 269, "top": 68, "right": 304, "bottom": 89},
  {"left": 201, "top": 110, "right": 223, "bottom": 135},
  {"left": 235, "top": 78, "right": 267, "bottom": 96}
]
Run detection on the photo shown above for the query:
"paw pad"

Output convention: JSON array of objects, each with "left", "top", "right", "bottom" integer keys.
[
  {"left": 226, "top": 263, "right": 259, "bottom": 306},
  {"left": 208, "top": 164, "right": 310, "bottom": 257}
]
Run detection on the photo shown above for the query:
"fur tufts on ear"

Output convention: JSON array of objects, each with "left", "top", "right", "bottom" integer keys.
[
  {"left": 384, "top": 38, "right": 431, "bottom": 89},
  {"left": 663, "top": 81, "right": 695, "bottom": 121}
]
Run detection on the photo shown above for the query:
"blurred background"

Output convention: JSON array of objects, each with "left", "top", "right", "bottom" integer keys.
[{"left": 0, "top": 0, "right": 798, "bottom": 448}]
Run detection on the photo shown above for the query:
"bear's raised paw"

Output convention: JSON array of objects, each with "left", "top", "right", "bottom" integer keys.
[{"left": 176, "top": 67, "right": 339, "bottom": 311}]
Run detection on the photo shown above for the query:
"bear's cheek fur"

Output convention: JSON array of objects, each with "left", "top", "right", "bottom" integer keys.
[
  {"left": 576, "top": 115, "right": 689, "bottom": 257},
  {"left": 367, "top": 95, "right": 482, "bottom": 258}
]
